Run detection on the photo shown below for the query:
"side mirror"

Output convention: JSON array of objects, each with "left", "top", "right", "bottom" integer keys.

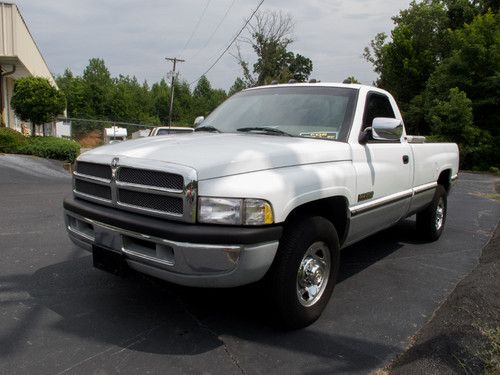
[
  {"left": 371, "top": 117, "right": 403, "bottom": 141},
  {"left": 193, "top": 116, "right": 205, "bottom": 127}
]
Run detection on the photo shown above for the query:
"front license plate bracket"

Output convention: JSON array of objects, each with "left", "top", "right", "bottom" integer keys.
[{"left": 92, "top": 245, "right": 128, "bottom": 276}]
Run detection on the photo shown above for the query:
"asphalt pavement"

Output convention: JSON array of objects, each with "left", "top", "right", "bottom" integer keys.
[{"left": 0, "top": 154, "right": 498, "bottom": 375}]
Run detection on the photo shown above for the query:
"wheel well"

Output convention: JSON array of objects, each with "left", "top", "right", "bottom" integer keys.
[
  {"left": 285, "top": 197, "right": 349, "bottom": 246},
  {"left": 438, "top": 169, "right": 452, "bottom": 192}
]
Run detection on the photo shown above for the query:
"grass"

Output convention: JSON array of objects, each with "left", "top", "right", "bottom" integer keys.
[
  {"left": 483, "top": 194, "right": 500, "bottom": 201},
  {"left": 481, "top": 325, "right": 500, "bottom": 374}
]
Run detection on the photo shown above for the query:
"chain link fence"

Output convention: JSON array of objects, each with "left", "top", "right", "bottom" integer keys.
[{"left": 55, "top": 117, "right": 194, "bottom": 150}]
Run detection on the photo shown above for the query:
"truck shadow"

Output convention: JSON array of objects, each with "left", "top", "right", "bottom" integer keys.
[
  {"left": 338, "top": 218, "right": 419, "bottom": 282},
  {"left": 0, "top": 219, "right": 420, "bottom": 373}
]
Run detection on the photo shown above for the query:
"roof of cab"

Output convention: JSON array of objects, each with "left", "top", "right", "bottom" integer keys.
[{"left": 243, "top": 82, "right": 391, "bottom": 97}]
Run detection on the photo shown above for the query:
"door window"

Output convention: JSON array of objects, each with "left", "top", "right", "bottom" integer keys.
[{"left": 362, "top": 93, "right": 395, "bottom": 130}]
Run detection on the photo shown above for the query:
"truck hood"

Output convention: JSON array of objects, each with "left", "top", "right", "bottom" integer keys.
[{"left": 80, "top": 133, "right": 351, "bottom": 180}]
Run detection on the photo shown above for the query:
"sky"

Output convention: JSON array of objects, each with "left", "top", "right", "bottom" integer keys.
[{"left": 15, "top": 0, "right": 411, "bottom": 90}]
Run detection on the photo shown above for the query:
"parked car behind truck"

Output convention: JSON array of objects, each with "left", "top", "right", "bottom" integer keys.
[
  {"left": 149, "top": 126, "right": 194, "bottom": 136},
  {"left": 64, "top": 83, "right": 459, "bottom": 328}
]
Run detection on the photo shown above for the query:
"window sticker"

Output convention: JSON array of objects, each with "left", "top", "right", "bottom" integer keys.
[{"left": 299, "top": 131, "right": 338, "bottom": 140}]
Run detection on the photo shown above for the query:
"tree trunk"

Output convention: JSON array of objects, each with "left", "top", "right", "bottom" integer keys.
[{"left": 31, "top": 123, "right": 36, "bottom": 137}]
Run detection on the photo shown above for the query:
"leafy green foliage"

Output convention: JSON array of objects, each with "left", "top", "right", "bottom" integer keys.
[
  {"left": 57, "top": 69, "right": 90, "bottom": 118},
  {"left": 236, "top": 11, "right": 313, "bottom": 85},
  {"left": 364, "top": 1, "right": 450, "bottom": 107},
  {"left": 0, "top": 130, "right": 80, "bottom": 162},
  {"left": 428, "top": 88, "right": 475, "bottom": 142},
  {"left": 0, "top": 127, "right": 27, "bottom": 153},
  {"left": 57, "top": 60, "right": 228, "bottom": 134},
  {"left": 150, "top": 78, "right": 170, "bottom": 124},
  {"left": 427, "top": 88, "right": 492, "bottom": 167},
  {"left": 364, "top": 1, "right": 499, "bottom": 170},
  {"left": 10, "top": 76, "right": 66, "bottom": 135},
  {"left": 18, "top": 136, "right": 80, "bottom": 163},
  {"left": 424, "top": 10, "right": 500, "bottom": 138},
  {"left": 228, "top": 77, "right": 247, "bottom": 96},
  {"left": 343, "top": 76, "right": 361, "bottom": 84},
  {"left": 192, "top": 76, "right": 228, "bottom": 118}
]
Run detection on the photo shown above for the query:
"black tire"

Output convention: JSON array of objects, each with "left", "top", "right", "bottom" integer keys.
[
  {"left": 416, "top": 185, "right": 447, "bottom": 242},
  {"left": 266, "top": 216, "right": 340, "bottom": 329}
]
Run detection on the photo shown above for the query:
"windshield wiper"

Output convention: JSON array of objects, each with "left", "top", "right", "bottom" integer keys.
[
  {"left": 194, "top": 125, "right": 221, "bottom": 133},
  {"left": 237, "top": 127, "right": 292, "bottom": 136}
]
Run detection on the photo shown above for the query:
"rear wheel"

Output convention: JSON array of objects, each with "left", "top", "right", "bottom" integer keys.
[
  {"left": 266, "top": 216, "right": 340, "bottom": 329},
  {"left": 416, "top": 185, "right": 447, "bottom": 241}
]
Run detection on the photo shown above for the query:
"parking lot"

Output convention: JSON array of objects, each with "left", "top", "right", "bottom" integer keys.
[{"left": 1, "top": 154, "right": 498, "bottom": 375}]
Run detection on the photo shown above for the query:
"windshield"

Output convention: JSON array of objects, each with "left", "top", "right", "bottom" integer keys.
[
  {"left": 200, "top": 86, "right": 358, "bottom": 141},
  {"left": 156, "top": 128, "right": 193, "bottom": 135}
]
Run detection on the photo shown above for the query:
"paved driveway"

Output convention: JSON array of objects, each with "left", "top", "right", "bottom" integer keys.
[{"left": 0, "top": 154, "right": 498, "bottom": 374}]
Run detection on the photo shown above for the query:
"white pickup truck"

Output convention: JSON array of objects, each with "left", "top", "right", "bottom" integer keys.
[{"left": 64, "top": 83, "right": 458, "bottom": 328}]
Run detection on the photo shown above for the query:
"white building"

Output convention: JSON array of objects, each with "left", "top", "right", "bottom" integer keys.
[{"left": 0, "top": 2, "right": 60, "bottom": 135}]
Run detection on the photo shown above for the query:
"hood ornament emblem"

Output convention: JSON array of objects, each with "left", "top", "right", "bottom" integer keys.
[{"left": 111, "top": 157, "right": 119, "bottom": 179}]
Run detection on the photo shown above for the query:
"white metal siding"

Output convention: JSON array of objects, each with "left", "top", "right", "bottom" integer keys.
[{"left": 0, "top": 2, "right": 56, "bottom": 86}]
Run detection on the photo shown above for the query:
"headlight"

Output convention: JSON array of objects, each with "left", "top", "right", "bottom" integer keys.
[{"left": 198, "top": 197, "right": 274, "bottom": 225}]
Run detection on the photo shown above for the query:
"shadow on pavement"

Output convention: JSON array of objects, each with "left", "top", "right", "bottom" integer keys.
[{"left": 0, "top": 220, "right": 419, "bottom": 373}]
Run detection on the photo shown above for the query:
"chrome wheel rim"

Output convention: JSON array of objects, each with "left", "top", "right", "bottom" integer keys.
[
  {"left": 296, "top": 241, "right": 331, "bottom": 307},
  {"left": 436, "top": 198, "right": 445, "bottom": 230}
]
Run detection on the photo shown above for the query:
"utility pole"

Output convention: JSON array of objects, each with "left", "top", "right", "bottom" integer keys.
[{"left": 165, "top": 57, "right": 185, "bottom": 127}]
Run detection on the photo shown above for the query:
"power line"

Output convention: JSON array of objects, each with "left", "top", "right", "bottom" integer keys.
[
  {"left": 189, "top": 0, "right": 265, "bottom": 86},
  {"left": 189, "top": 0, "right": 237, "bottom": 60},
  {"left": 179, "top": 0, "right": 212, "bottom": 55}
]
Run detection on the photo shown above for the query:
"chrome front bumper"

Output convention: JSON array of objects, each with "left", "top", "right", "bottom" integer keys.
[{"left": 65, "top": 211, "right": 279, "bottom": 287}]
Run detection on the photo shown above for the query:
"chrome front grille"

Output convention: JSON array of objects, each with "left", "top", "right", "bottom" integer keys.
[
  {"left": 75, "top": 161, "right": 112, "bottom": 180},
  {"left": 118, "top": 167, "right": 184, "bottom": 191},
  {"left": 73, "top": 160, "right": 197, "bottom": 222},
  {"left": 118, "top": 189, "right": 183, "bottom": 214},
  {"left": 74, "top": 179, "right": 112, "bottom": 201}
]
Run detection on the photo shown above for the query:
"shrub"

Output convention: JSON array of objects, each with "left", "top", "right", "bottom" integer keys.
[
  {"left": 18, "top": 136, "right": 80, "bottom": 163},
  {"left": 0, "top": 127, "right": 27, "bottom": 153}
]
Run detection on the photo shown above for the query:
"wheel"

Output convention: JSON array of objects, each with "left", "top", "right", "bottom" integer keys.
[
  {"left": 266, "top": 216, "right": 340, "bottom": 329},
  {"left": 416, "top": 185, "right": 447, "bottom": 242}
]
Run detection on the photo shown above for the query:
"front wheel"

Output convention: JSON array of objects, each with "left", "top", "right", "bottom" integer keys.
[
  {"left": 266, "top": 216, "right": 340, "bottom": 329},
  {"left": 416, "top": 185, "right": 448, "bottom": 241}
]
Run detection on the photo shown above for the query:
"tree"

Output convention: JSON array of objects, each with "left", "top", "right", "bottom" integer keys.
[
  {"left": 424, "top": 10, "right": 499, "bottom": 168},
  {"left": 56, "top": 69, "right": 89, "bottom": 118},
  {"left": 192, "top": 76, "right": 227, "bottom": 119},
  {"left": 151, "top": 78, "right": 170, "bottom": 124},
  {"left": 364, "top": 1, "right": 498, "bottom": 169},
  {"left": 235, "top": 10, "right": 313, "bottom": 85},
  {"left": 364, "top": 1, "right": 494, "bottom": 105},
  {"left": 193, "top": 76, "right": 213, "bottom": 117},
  {"left": 429, "top": 88, "right": 475, "bottom": 141},
  {"left": 343, "top": 76, "right": 361, "bottom": 84},
  {"left": 424, "top": 10, "right": 499, "bottom": 138},
  {"left": 82, "top": 58, "right": 113, "bottom": 118},
  {"left": 171, "top": 80, "right": 194, "bottom": 124},
  {"left": 11, "top": 76, "right": 66, "bottom": 136},
  {"left": 428, "top": 88, "right": 491, "bottom": 168},
  {"left": 363, "top": 1, "right": 450, "bottom": 107},
  {"left": 55, "top": 58, "right": 231, "bottom": 131},
  {"left": 228, "top": 77, "right": 247, "bottom": 96}
]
